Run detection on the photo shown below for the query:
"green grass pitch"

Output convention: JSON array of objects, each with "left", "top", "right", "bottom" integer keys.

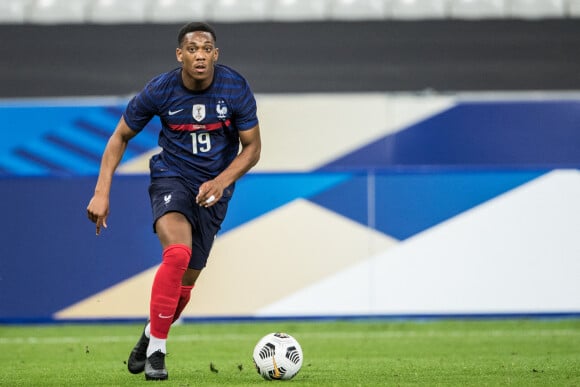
[{"left": 1, "top": 318, "right": 579, "bottom": 386}]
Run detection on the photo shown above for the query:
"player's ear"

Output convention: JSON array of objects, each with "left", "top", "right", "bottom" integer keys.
[
  {"left": 176, "top": 47, "right": 183, "bottom": 63},
  {"left": 214, "top": 47, "right": 219, "bottom": 62}
]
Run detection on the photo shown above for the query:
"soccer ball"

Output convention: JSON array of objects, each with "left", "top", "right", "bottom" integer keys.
[{"left": 252, "top": 332, "right": 303, "bottom": 380}]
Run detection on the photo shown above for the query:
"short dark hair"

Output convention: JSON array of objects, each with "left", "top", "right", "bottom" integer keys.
[{"left": 177, "top": 22, "right": 217, "bottom": 47}]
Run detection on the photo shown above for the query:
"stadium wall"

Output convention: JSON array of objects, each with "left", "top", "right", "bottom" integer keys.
[
  {"left": 1, "top": 20, "right": 580, "bottom": 97},
  {"left": 1, "top": 18, "right": 580, "bottom": 323},
  {"left": 1, "top": 92, "right": 579, "bottom": 323}
]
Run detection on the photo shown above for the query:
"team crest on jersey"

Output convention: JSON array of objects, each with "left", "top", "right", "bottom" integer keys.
[
  {"left": 192, "top": 104, "right": 206, "bottom": 122},
  {"left": 216, "top": 99, "right": 228, "bottom": 120}
]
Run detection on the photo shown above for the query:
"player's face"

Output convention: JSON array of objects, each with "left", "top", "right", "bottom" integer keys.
[{"left": 176, "top": 31, "right": 219, "bottom": 90}]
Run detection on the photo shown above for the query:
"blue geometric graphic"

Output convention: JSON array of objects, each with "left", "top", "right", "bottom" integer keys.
[
  {"left": 310, "top": 171, "right": 544, "bottom": 240},
  {"left": 320, "top": 100, "right": 580, "bottom": 171},
  {"left": 0, "top": 101, "right": 159, "bottom": 176}
]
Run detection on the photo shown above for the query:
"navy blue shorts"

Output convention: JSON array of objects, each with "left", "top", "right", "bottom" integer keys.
[{"left": 148, "top": 177, "right": 229, "bottom": 270}]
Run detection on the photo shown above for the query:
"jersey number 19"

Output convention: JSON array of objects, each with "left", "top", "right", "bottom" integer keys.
[{"left": 191, "top": 132, "right": 211, "bottom": 154}]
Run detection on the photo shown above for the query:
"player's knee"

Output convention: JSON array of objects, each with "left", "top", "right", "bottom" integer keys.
[{"left": 162, "top": 244, "right": 191, "bottom": 270}]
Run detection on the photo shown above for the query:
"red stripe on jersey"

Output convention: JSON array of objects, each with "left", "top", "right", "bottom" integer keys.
[{"left": 169, "top": 120, "right": 230, "bottom": 132}]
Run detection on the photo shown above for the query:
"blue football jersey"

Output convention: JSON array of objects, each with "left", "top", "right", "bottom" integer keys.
[{"left": 123, "top": 64, "right": 259, "bottom": 195}]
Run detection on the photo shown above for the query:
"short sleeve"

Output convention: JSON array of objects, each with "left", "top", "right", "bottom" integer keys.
[
  {"left": 123, "top": 80, "right": 160, "bottom": 132},
  {"left": 233, "top": 79, "right": 259, "bottom": 131}
]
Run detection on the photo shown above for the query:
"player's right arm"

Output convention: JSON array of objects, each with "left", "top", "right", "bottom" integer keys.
[{"left": 87, "top": 117, "right": 138, "bottom": 235}]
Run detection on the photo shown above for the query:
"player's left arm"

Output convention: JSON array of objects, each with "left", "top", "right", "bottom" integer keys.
[{"left": 196, "top": 124, "right": 261, "bottom": 206}]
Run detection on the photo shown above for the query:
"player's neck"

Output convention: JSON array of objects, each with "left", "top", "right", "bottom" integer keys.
[{"left": 181, "top": 70, "right": 213, "bottom": 92}]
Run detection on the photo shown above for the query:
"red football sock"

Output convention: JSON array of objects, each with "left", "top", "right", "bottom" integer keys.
[
  {"left": 173, "top": 285, "right": 194, "bottom": 322},
  {"left": 150, "top": 244, "right": 191, "bottom": 339}
]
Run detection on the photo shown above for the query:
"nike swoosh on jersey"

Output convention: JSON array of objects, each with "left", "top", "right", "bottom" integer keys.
[{"left": 168, "top": 108, "right": 184, "bottom": 115}]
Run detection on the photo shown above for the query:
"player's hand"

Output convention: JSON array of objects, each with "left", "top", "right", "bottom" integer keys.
[
  {"left": 196, "top": 180, "right": 224, "bottom": 208},
  {"left": 87, "top": 195, "right": 110, "bottom": 235}
]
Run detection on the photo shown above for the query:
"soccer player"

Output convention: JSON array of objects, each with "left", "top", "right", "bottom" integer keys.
[{"left": 86, "top": 22, "right": 261, "bottom": 381}]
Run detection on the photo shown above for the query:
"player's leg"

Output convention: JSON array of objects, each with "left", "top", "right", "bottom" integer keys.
[
  {"left": 149, "top": 212, "right": 192, "bottom": 340},
  {"left": 169, "top": 197, "right": 229, "bottom": 324},
  {"left": 135, "top": 253, "right": 200, "bottom": 376},
  {"left": 128, "top": 251, "right": 197, "bottom": 376},
  {"left": 144, "top": 211, "right": 192, "bottom": 381},
  {"left": 172, "top": 268, "right": 201, "bottom": 321},
  {"left": 128, "top": 177, "right": 194, "bottom": 380}
]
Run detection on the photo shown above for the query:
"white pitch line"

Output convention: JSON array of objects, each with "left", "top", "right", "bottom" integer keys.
[{"left": 0, "top": 329, "right": 578, "bottom": 345}]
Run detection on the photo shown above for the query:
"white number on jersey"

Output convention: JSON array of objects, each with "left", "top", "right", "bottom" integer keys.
[{"left": 191, "top": 132, "right": 212, "bottom": 154}]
